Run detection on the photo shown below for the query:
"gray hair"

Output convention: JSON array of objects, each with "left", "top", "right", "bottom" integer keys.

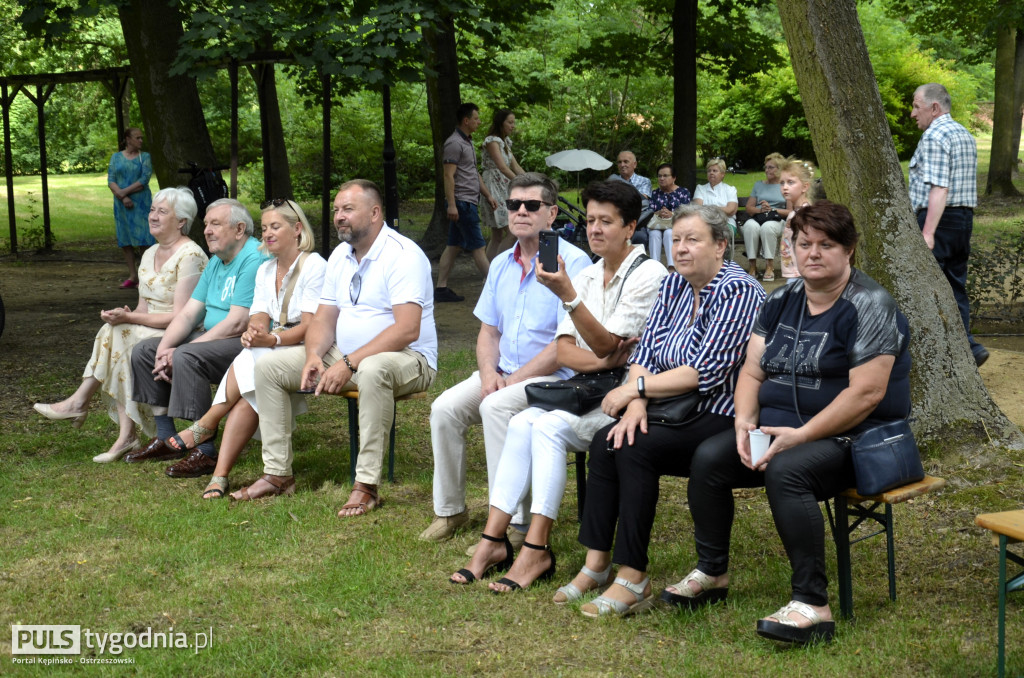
[
  {"left": 152, "top": 186, "right": 198, "bottom": 235},
  {"left": 509, "top": 172, "right": 559, "bottom": 206},
  {"left": 206, "top": 198, "right": 254, "bottom": 236},
  {"left": 673, "top": 204, "right": 733, "bottom": 259},
  {"left": 916, "top": 83, "right": 951, "bottom": 113}
]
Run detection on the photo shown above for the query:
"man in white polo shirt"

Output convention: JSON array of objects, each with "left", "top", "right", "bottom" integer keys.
[
  {"left": 421, "top": 172, "right": 591, "bottom": 543},
  {"left": 231, "top": 179, "right": 437, "bottom": 516}
]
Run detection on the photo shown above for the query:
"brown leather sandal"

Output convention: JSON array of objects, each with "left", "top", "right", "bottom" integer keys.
[
  {"left": 338, "top": 481, "right": 381, "bottom": 517},
  {"left": 232, "top": 474, "right": 295, "bottom": 501}
]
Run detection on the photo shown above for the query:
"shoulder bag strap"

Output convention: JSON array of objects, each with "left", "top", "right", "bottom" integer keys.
[{"left": 277, "top": 252, "right": 309, "bottom": 328}]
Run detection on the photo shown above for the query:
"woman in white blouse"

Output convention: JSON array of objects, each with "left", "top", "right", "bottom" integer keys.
[
  {"left": 166, "top": 198, "right": 326, "bottom": 499},
  {"left": 449, "top": 180, "right": 667, "bottom": 591},
  {"left": 692, "top": 158, "right": 739, "bottom": 233}
]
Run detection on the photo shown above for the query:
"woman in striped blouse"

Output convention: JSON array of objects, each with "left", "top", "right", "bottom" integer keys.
[{"left": 556, "top": 204, "right": 766, "bottom": 617}]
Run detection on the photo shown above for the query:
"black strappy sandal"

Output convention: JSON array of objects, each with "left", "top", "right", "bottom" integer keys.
[
  {"left": 450, "top": 533, "right": 514, "bottom": 585},
  {"left": 492, "top": 541, "right": 557, "bottom": 593}
]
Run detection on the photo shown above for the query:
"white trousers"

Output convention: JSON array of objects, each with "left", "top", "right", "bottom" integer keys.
[
  {"left": 741, "top": 218, "right": 785, "bottom": 260},
  {"left": 489, "top": 407, "right": 589, "bottom": 521},
  {"left": 428, "top": 371, "right": 553, "bottom": 522},
  {"left": 647, "top": 226, "right": 671, "bottom": 266}
]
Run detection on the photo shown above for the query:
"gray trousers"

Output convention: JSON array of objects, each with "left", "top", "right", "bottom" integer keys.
[{"left": 131, "top": 336, "right": 243, "bottom": 422}]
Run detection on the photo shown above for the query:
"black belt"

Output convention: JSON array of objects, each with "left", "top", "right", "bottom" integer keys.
[{"left": 916, "top": 205, "right": 973, "bottom": 216}]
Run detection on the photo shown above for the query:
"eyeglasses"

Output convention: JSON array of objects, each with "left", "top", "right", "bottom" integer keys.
[
  {"left": 349, "top": 271, "right": 361, "bottom": 305},
  {"left": 261, "top": 197, "right": 295, "bottom": 210},
  {"left": 505, "top": 199, "right": 553, "bottom": 212}
]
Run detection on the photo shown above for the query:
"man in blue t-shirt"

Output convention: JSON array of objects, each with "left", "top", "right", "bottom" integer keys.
[{"left": 126, "top": 199, "right": 266, "bottom": 476}]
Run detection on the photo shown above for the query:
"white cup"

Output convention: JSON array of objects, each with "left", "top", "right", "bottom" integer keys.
[{"left": 749, "top": 429, "right": 770, "bottom": 466}]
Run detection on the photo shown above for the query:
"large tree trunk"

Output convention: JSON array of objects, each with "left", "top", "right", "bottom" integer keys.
[
  {"left": 986, "top": 17, "right": 1021, "bottom": 196},
  {"left": 419, "top": 8, "right": 462, "bottom": 258},
  {"left": 775, "top": 0, "right": 1022, "bottom": 447},
  {"left": 1010, "top": 30, "right": 1024, "bottom": 179},
  {"left": 250, "top": 60, "right": 293, "bottom": 201},
  {"left": 117, "top": 0, "right": 216, "bottom": 193},
  {"left": 672, "top": 0, "right": 698, "bottom": 193}
]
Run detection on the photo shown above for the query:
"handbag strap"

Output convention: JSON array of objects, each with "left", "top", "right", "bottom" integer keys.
[
  {"left": 789, "top": 293, "right": 807, "bottom": 426},
  {"left": 277, "top": 252, "right": 308, "bottom": 328},
  {"left": 613, "top": 252, "right": 650, "bottom": 307}
]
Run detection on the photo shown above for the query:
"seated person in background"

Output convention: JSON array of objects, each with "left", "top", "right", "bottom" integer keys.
[
  {"left": 165, "top": 199, "right": 326, "bottom": 498},
  {"left": 450, "top": 179, "right": 667, "bottom": 590},
  {"left": 677, "top": 201, "right": 910, "bottom": 646},
  {"left": 233, "top": 180, "right": 437, "bottom": 514},
  {"left": 556, "top": 204, "right": 765, "bottom": 617},
  {"left": 422, "top": 172, "right": 591, "bottom": 544},
  {"left": 777, "top": 157, "right": 816, "bottom": 284},
  {"left": 608, "top": 150, "right": 652, "bottom": 212},
  {"left": 125, "top": 198, "right": 265, "bottom": 475},
  {"left": 33, "top": 187, "right": 206, "bottom": 462},
  {"left": 692, "top": 158, "right": 739, "bottom": 234},
  {"left": 741, "top": 152, "right": 789, "bottom": 282},
  {"left": 647, "top": 163, "right": 691, "bottom": 266}
]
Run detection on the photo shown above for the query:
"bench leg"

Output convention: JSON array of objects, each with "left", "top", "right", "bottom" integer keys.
[
  {"left": 348, "top": 400, "right": 398, "bottom": 484},
  {"left": 574, "top": 451, "right": 587, "bottom": 523},
  {"left": 999, "top": 534, "right": 1008, "bottom": 678},
  {"left": 347, "top": 399, "right": 359, "bottom": 484},
  {"left": 832, "top": 498, "right": 854, "bottom": 620},
  {"left": 885, "top": 503, "right": 897, "bottom": 602}
]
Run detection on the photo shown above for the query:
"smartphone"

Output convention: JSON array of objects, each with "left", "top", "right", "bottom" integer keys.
[{"left": 538, "top": 230, "right": 559, "bottom": 273}]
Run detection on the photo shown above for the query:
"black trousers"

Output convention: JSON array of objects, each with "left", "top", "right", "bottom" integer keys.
[
  {"left": 688, "top": 428, "right": 854, "bottom": 607},
  {"left": 577, "top": 410, "right": 734, "bottom": 573}
]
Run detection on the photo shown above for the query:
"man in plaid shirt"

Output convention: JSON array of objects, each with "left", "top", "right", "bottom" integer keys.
[{"left": 910, "top": 82, "right": 987, "bottom": 367}]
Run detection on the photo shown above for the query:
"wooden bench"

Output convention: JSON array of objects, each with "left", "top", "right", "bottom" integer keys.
[
  {"left": 825, "top": 475, "right": 947, "bottom": 620},
  {"left": 975, "top": 510, "right": 1024, "bottom": 678},
  {"left": 337, "top": 389, "right": 430, "bottom": 483}
]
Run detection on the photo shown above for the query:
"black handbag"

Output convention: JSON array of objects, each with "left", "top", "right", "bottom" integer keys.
[
  {"left": 525, "top": 368, "right": 626, "bottom": 415},
  {"left": 789, "top": 297, "right": 923, "bottom": 495},
  {"left": 751, "top": 210, "right": 781, "bottom": 225},
  {"left": 644, "top": 390, "right": 703, "bottom": 426}
]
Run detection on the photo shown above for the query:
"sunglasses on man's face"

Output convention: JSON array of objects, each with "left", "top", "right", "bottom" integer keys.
[{"left": 505, "top": 199, "right": 552, "bottom": 212}]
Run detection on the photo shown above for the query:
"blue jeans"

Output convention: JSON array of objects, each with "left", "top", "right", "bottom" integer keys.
[
  {"left": 445, "top": 200, "right": 486, "bottom": 251},
  {"left": 917, "top": 207, "right": 980, "bottom": 353}
]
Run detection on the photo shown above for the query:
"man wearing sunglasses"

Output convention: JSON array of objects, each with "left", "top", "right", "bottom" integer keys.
[
  {"left": 242, "top": 180, "right": 437, "bottom": 515},
  {"left": 126, "top": 199, "right": 266, "bottom": 472},
  {"left": 435, "top": 102, "right": 498, "bottom": 303},
  {"left": 421, "top": 172, "right": 591, "bottom": 543}
]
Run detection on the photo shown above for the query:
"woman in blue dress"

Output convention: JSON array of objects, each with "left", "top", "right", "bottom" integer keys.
[{"left": 108, "top": 127, "right": 155, "bottom": 288}]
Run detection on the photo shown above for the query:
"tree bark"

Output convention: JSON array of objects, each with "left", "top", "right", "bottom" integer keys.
[
  {"left": 250, "top": 60, "right": 293, "bottom": 201},
  {"left": 986, "top": 17, "right": 1021, "bottom": 196},
  {"left": 117, "top": 0, "right": 216, "bottom": 194},
  {"left": 673, "top": 0, "right": 698, "bottom": 194},
  {"left": 1010, "top": 30, "right": 1024, "bottom": 179},
  {"left": 775, "top": 0, "right": 1022, "bottom": 447},
  {"left": 419, "top": 7, "right": 462, "bottom": 258}
]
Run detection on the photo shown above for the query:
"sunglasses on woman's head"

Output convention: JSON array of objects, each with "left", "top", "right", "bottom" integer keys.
[
  {"left": 505, "top": 199, "right": 552, "bottom": 212},
  {"left": 261, "top": 197, "right": 294, "bottom": 209}
]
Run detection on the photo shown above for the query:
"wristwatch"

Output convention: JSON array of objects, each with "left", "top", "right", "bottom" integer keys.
[
  {"left": 637, "top": 376, "right": 646, "bottom": 399},
  {"left": 562, "top": 295, "right": 582, "bottom": 313}
]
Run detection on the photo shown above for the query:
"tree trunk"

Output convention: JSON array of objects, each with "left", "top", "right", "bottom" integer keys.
[
  {"left": 117, "top": 0, "right": 216, "bottom": 193},
  {"left": 1010, "top": 29, "right": 1024, "bottom": 178},
  {"left": 673, "top": 0, "right": 698, "bottom": 194},
  {"left": 419, "top": 8, "right": 462, "bottom": 258},
  {"left": 986, "top": 18, "right": 1021, "bottom": 196},
  {"left": 775, "top": 0, "right": 1022, "bottom": 447},
  {"left": 250, "top": 60, "right": 293, "bottom": 201}
]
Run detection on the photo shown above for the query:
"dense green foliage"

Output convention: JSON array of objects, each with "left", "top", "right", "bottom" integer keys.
[{"left": 0, "top": 0, "right": 996, "bottom": 198}]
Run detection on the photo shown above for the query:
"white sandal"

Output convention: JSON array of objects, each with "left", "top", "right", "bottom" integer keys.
[
  {"left": 580, "top": 576, "right": 652, "bottom": 618},
  {"left": 660, "top": 568, "right": 729, "bottom": 608},
  {"left": 756, "top": 600, "right": 836, "bottom": 644},
  {"left": 553, "top": 564, "right": 611, "bottom": 605}
]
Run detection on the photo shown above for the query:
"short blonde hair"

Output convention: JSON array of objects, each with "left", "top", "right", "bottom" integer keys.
[
  {"left": 705, "top": 158, "right": 727, "bottom": 174},
  {"left": 259, "top": 199, "right": 315, "bottom": 254},
  {"left": 764, "top": 152, "right": 785, "bottom": 168}
]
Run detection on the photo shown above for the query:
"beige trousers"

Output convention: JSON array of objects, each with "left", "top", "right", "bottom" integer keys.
[{"left": 254, "top": 345, "right": 435, "bottom": 483}]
